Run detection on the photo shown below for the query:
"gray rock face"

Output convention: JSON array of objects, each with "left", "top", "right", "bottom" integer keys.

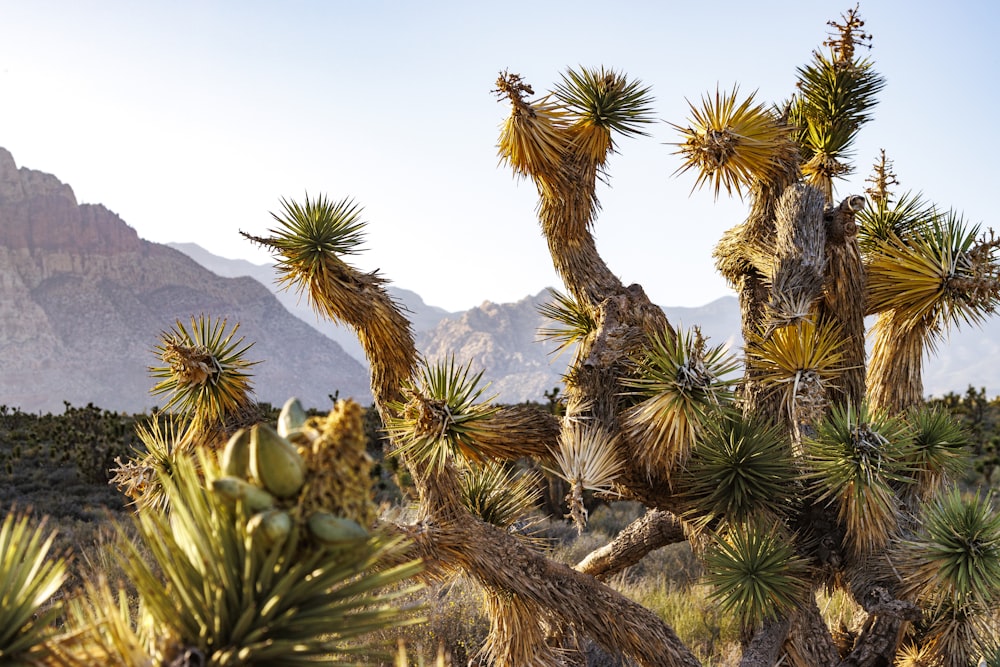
[{"left": 0, "top": 148, "right": 372, "bottom": 413}]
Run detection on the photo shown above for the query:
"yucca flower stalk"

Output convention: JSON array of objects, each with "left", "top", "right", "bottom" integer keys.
[
  {"left": 117, "top": 453, "right": 424, "bottom": 665},
  {"left": 680, "top": 414, "right": 799, "bottom": 530},
  {"left": 790, "top": 18, "right": 885, "bottom": 201},
  {"left": 536, "top": 288, "right": 596, "bottom": 363},
  {"left": 805, "top": 402, "right": 914, "bottom": 557},
  {"left": 745, "top": 318, "right": 849, "bottom": 436},
  {"left": 385, "top": 357, "right": 501, "bottom": 470},
  {"left": 623, "top": 327, "right": 739, "bottom": 474},
  {"left": 553, "top": 66, "right": 655, "bottom": 167},
  {"left": 0, "top": 510, "right": 67, "bottom": 664},
  {"left": 149, "top": 316, "right": 257, "bottom": 432},
  {"left": 672, "top": 86, "right": 796, "bottom": 198},
  {"left": 703, "top": 520, "right": 811, "bottom": 631},
  {"left": 551, "top": 418, "right": 624, "bottom": 532}
]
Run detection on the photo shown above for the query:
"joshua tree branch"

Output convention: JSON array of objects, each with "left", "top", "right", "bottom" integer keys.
[{"left": 575, "top": 509, "right": 687, "bottom": 580}]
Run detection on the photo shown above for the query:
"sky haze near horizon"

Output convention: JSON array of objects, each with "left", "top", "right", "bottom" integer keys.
[{"left": 1, "top": 1, "right": 996, "bottom": 312}]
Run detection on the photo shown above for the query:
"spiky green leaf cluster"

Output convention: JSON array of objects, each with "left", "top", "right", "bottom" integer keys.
[
  {"left": 0, "top": 511, "right": 67, "bottom": 663},
  {"left": 898, "top": 489, "right": 1000, "bottom": 613},
  {"left": 459, "top": 461, "right": 542, "bottom": 533},
  {"left": 537, "top": 288, "right": 596, "bottom": 361},
  {"left": 149, "top": 316, "right": 257, "bottom": 424},
  {"left": 115, "top": 453, "right": 423, "bottom": 664},
  {"left": 623, "top": 327, "right": 739, "bottom": 472},
  {"left": 805, "top": 402, "right": 914, "bottom": 556},
  {"left": 681, "top": 414, "right": 798, "bottom": 528},
  {"left": 672, "top": 87, "right": 795, "bottom": 198},
  {"left": 790, "top": 50, "right": 885, "bottom": 199},
  {"left": 856, "top": 191, "right": 934, "bottom": 253},
  {"left": 867, "top": 212, "right": 1000, "bottom": 334},
  {"left": 386, "top": 357, "right": 500, "bottom": 470},
  {"left": 704, "top": 521, "right": 811, "bottom": 629},
  {"left": 902, "top": 405, "right": 969, "bottom": 497},
  {"left": 554, "top": 66, "right": 655, "bottom": 139}
]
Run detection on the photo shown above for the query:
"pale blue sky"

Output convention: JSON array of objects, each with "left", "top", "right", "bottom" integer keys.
[{"left": 0, "top": 2, "right": 995, "bottom": 311}]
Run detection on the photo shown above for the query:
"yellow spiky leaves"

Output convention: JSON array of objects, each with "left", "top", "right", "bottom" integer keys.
[
  {"left": 672, "top": 87, "right": 795, "bottom": 198},
  {"left": 623, "top": 327, "right": 739, "bottom": 474},
  {"left": 496, "top": 72, "right": 569, "bottom": 181},
  {"left": 496, "top": 67, "right": 654, "bottom": 182},
  {"left": 745, "top": 319, "right": 849, "bottom": 431}
]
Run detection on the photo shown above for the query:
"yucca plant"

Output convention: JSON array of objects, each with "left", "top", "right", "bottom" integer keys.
[
  {"left": 494, "top": 71, "right": 570, "bottom": 182},
  {"left": 551, "top": 418, "right": 624, "bottom": 531},
  {"left": 0, "top": 510, "right": 67, "bottom": 665},
  {"left": 866, "top": 212, "right": 1000, "bottom": 413},
  {"left": 113, "top": 453, "right": 423, "bottom": 665},
  {"left": 109, "top": 412, "right": 191, "bottom": 512},
  {"left": 897, "top": 489, "right": 1000, "bottom": 614},
  {"left": 805, "top": 402, "right": 914, "bottom": 556},
  {"left": 53, "top": 575, "right": 151, "bottom": 666},
  {"left": 672, "top": 86, "right": 796, "bottom": 198},
  {"left": 680, "top": 414, "right": 799, "bottom": 530},
  {"left": 149, "top": 316, "right": 257, "bottom": 430},
  {"left": 623, "top": 327, "right": 739, "bottom": 473},
  {"left": 703, "top": 520, "right": 811, "bottom": 631},
  {"left": 553, "top": 66, "right": 655, "bottom": 166},
  {"left": 901, "top": 405, "right": 969, "bottom": 499},
  {"left": 745, "top": 318, "right": 849, "bottom": 434},
  {"left": 385, "top": 357, "right": 500, "bottom": 470},
  {"left": 458, "top": 461, "right": 543, "bottom": 544},
  {"left": 536, "top": 288, "right": 596, "bottom": 363}
]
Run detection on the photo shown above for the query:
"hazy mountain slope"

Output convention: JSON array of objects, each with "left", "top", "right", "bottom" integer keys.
[{"left": 0, "top": 147, "right": 371, "bottom": 413}]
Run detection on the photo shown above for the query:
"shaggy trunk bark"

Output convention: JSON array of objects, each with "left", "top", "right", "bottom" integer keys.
[{"left": 575, "top": 509, "right": 687, "bottom": 580}]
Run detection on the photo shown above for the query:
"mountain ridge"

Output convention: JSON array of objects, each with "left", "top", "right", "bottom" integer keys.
[{"left": 0, "top": 147, "right": 372, "bottom": 413}]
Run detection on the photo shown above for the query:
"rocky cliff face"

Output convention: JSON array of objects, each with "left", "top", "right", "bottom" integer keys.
[{"left": 0, "top": 148, "right": 371, "bottom": 413}]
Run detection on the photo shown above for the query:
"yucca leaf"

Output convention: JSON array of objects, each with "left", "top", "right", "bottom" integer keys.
[
  {"left": 671, "top": 86, "right": 795, "bottom": 198},
  {"left": 703, "top": 521, "right": 811, "bottom": 629},
  {"left": 0, "top": 510, "right": 67, "bottom": 662},
  {"left": 536, "top": 288, "right": 595, "bottom": 361},
  {"left": 623, "top": 327, "right": 739, "bottom": 473},
  {"left": 385, "top": 357, "right": 501, "bottom": 470},
  {"left": 804, "top": 402, "right": 914, "bottom": 556}
]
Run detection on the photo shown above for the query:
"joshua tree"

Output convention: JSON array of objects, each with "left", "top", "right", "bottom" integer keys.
[{"left": 224, "top": 7, "right": 996, "bottom": 666}]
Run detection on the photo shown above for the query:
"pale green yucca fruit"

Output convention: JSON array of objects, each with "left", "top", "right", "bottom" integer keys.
[
  {"left": 114, "top": 452, "right": 424, "bottom": 665},
  {"left": 0, "top": 510, "right": 67, "bottom": 664}
]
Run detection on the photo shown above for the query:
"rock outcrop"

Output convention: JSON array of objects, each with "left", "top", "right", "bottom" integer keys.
[{"left": 0, "top": 148, "right": 371, "bottom": 413}]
